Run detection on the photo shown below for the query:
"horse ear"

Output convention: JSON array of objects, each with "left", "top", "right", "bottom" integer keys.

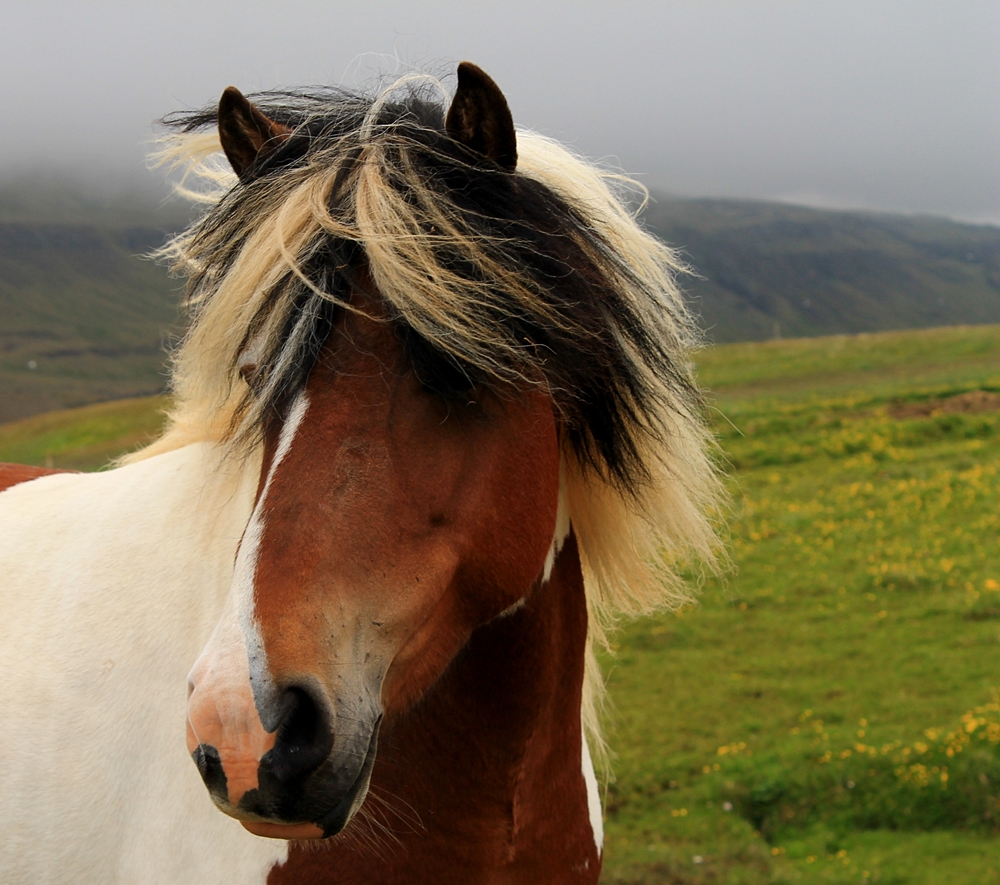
[
  {"left": 445, "top": 62, "right": 517, "bottom": 172},
  {"left": 218, "top": 87, "right": 292, "bottom": 182}
]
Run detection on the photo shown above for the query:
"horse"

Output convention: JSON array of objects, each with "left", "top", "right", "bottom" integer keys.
[{"left": 0, "top": 63, "right": 722, "bottom": 884}]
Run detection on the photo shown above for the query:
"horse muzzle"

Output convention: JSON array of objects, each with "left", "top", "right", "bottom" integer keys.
[{"left": 187, "top": 677, "right": 382, "bottom": 839}]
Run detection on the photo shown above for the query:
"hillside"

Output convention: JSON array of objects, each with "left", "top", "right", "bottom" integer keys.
[
  {"left": 0, "top": 395, "right": 167, "bottom": 470},
  {"left": 0, "top": 184, "right": 188, "bottom": 423},
  {"left": 0, "top": 221, "right": 181, "bottom": 423},
  {"left": 644, "top": 197, "right": 1000, "bottom": 343}
]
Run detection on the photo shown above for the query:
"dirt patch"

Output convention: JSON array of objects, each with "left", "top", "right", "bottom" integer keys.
[{"left": 889, "top": 390, "right": 1000, "bottom": 419}]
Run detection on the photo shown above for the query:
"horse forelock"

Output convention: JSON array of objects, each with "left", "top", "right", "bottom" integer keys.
[{"left": 137, "top": 71, "right": 727, "bottom": 759}]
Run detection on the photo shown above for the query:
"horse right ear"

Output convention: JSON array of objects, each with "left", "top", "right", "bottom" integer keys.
[{"left": 218, "top": 87, "right": 291, "bottom": 182}]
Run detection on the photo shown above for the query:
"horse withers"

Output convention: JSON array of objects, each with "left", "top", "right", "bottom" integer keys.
[{"left": 0, "top": 63, "right": 722, "bottom": 884}]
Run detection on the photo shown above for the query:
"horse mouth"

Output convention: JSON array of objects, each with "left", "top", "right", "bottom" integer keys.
[{"left": 240, "top": 716, "right": 381, "bottom": 840}]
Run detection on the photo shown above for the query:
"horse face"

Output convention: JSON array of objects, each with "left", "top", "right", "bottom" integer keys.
[{"left": 186, "top": 299, "right": 561, "bottom": 839}]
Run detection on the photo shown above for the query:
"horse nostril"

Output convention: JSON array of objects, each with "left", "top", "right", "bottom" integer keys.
[
  {"left": 191, "top": 743, "right": 228, "bottom": 803},
  {"left": 266, "top": 686, "right": 334, "bottom": 786}
]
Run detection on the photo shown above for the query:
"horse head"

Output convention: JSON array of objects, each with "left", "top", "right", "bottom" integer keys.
[{"left": 185, "top": 64, "right": 564, "bottom": 839}]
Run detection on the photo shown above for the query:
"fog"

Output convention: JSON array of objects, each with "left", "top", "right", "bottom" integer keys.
[{"left": 2, "top": 0, "right": 998, "bottom": 223}]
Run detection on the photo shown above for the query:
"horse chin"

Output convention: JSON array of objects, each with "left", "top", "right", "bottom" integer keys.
[
  {"left": 236, "top": 715, "right": 380, "bottom": 841},
  {"left": 241, "top": 820, "right": 326, "bottom": 840},
  {"left": 236, "top": 773, "right": 368, "bottom": 840}
]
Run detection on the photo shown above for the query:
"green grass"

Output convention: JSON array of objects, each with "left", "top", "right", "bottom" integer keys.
[
  {"left": 698, "top": 324, "right": 1000, "bottom": 399},
  {"left": 2, "top": 324, "right": 1000, "bottom": 882},
  {"left": 600, "top": 323, "right": 1000, "bottom": 883}
]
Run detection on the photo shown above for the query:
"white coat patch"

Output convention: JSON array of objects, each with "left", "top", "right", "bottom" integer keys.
[
  {"left": 0, "top": 444, "right": 288, "bottom": 883},
  {"left": 582, "top": 732, "right": 603, "bottom": 854},
  {"left": 542, "top": 460, "right": 571, "bottom": 584}
]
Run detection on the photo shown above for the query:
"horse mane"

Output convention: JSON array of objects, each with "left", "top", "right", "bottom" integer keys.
[{"left": 131, "top": 74, "right": 725, "bottom": 762}]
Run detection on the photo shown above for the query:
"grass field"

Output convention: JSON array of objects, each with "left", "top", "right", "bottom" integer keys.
[
  {"left": 2, "top": 324, "right": 999, "bottom": 883},
  {"left": 0, "top": 395, "right": 167, "bottom": 470},
  {"left": 604, "top": 324, "right": 1000, "bottom": 884}
]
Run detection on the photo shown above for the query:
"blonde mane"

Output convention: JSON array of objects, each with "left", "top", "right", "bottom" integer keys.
[{"left": 131, "top": 75, "right": 725, "bottom": 763}]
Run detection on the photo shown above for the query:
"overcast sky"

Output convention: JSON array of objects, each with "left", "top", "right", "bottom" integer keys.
[{"left": 3, "top": 1, "right": 998, "bottom": 224}]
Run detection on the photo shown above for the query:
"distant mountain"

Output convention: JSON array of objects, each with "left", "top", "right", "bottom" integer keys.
[
  {"left": 643, "top": 197, "right": 1000, "bottom": 343},
  {"left": 2, "top": 186, "right": 1000, "bottom": 423}
]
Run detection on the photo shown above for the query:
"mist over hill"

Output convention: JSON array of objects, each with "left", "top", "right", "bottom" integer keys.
[{"left": 1, "top": 183, "right": 999, "bottom": 423}]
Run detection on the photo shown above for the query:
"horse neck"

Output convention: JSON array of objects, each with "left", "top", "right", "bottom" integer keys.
[{"left": 271, "top": 531, "right": 601, "bottom": 885}]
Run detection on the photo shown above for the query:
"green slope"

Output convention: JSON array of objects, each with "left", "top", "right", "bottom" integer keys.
[{"left": 0, "top": 396, "right": 167, "bottom": 470}]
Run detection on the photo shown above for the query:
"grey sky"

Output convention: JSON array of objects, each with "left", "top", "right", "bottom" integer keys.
[{"left": 3, "top": 1, "right": 998, "bottom": 223}]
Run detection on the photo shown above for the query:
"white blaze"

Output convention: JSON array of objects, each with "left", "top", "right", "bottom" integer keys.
[{"left": 203, "top": 392, "right": 311, "bottom": 728}]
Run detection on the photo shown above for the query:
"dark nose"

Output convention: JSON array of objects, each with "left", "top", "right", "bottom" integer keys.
[{"left": 261, "top": 685, "right": 334, "bottom": 789}]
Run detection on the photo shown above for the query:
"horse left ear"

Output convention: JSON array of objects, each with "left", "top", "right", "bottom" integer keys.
[
  {"left": 446, "top": 62, "right": 517, "bottom": 172},
  {"left": 218, "top": 86, "right": 292, "bottom": 182}
]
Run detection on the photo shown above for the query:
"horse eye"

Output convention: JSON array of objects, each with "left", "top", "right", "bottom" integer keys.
[
  {"left": 399, "top": 324, "right": 479, "bottom": 397},
  {"left": 239, "top": 363, "right": 259, "bottom": 388},
  {"left": 420, "top": 359, "right": 478, "bottom": 397}
]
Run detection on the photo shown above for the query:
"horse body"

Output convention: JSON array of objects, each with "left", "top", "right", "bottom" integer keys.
[{"left": 0, "top": 62, "right": 721, "bottom": 883}]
